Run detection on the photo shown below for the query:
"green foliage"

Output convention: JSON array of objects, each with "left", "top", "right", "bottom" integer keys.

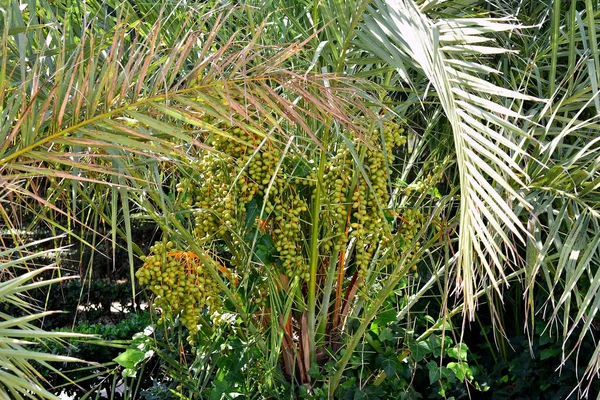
[
  {"left": 31, "top": 311, "right": 153, "bottom": 399},
  {"left": 9, "top": 279, "right": 135, "bottom": 330},
  {"left": 302, "top": 296, "right": 489, "bottom": 400},
  {"left": 0, "top": 240, "right": 93, "bottom": 399},
  {"left": 43, "top": 312, "right": 152, "bottom": 364},
  {"left": 112, "top": 317, "right": 287, "bottom": 400},
  {"left": 3, "top": 0, "right": 600, "bottom": 398},
  {"left": 469, "top": 318, "right": 600, "bottom": 400}
]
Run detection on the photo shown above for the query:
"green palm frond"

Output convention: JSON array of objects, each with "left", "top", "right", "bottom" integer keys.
[
  {"left": 0, "top": 239, "right": 94, "bottom": 400},
  {"left": 512, "top": 0, "right": 600, "bottom": 390}
]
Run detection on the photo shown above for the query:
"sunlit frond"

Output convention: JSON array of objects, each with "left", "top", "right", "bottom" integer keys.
[{"left": 357, "top": 0, "right": 540, "bottom": 318}]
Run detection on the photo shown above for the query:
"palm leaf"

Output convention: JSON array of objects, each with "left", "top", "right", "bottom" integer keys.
[
  {"left": 356, "top": 0, "right": 540, "bottom": 317},
  {"left": 0, "top": 241, "right": 95, "bottom": 400}
]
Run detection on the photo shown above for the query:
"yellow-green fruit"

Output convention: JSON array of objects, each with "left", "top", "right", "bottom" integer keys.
[{"left": 137, "top": 242, "right": 224, "bottom": 332}]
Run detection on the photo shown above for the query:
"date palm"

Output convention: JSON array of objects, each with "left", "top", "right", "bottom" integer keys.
[
  {"left": 2, "top": 0, "right": 394, "bottom": 396},
  {"left": 2, "top": 0, "right": 599, "bottom": 398}
]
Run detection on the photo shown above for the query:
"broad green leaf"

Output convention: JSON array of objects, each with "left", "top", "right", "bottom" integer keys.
[
  {"left": 113, "top": 349, "right": 146, "bottom": 369},
  {"left": 447, "top": 362, "right": 472, "bottom": 382},
  {"left": 447, "top": 343, "right": 468, "bottom": 361},
  {"left": 410, "top": 340, "right": 431, "bottom": 361}
]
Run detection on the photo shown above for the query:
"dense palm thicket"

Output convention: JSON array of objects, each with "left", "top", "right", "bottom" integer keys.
[{"left": 1, "top": 0, "right": 599, "bottom": 399}]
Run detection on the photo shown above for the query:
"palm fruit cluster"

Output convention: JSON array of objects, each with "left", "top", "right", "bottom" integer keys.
[
  {"left": 179, "top": 126, "right": 265, "bottom": 240},
  {"left": 176, "top": 123, "right": 312, "bottom": 281},
  {"left": 322, "top": 121, "right": 407, "bottom": 284},
  {"left": 136, "top": 241, "right": 222, "bottom": 333},
  {"left": 139, "top": 117, "right": 408, "bottom": 324},
  {"left": 268, "top": 189, "right": 309, "bottom": 280},
  {"left": 322, "top": 148, "right": 353, "bottom": 255},
  {"left": 397, "top": 208, "right": 425, "bottom": 278}
]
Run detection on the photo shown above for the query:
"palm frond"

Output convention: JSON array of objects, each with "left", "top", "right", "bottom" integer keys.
[
  {"left": 516, "top": 0, "right": 600, "bottom": 389},
  {"left": 0, "top": 241, "right": 95, "bottom": 400},
  {"left": 357, "top": 0, "right": 540, "bottom": 317}
]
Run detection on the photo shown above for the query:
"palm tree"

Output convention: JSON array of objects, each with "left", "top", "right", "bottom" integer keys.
[
  {"left": 3, "top": 0, "right": 398, "bottom": 396},
  {"left": 356, "top": 0, "right": 600, "bottom": 396},
  {"left": 2, "top": 0, "right": 599, "bottom": 398}
]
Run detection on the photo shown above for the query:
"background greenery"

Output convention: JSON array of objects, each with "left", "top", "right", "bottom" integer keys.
[{"left": 1, "top": 0, "right": 599, "bottom": 399}]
